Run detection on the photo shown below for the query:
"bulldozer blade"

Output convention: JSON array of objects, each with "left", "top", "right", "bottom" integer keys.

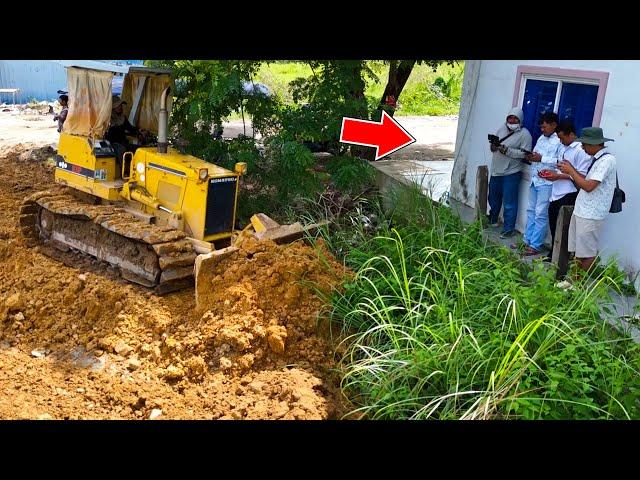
[
  {"left": 250, "top": 213, "right": 281, "bottom": 233},
  {"left": 194, "top": 246, "right": 239, "bottom": 309},
  {"left": 252, "top": 220, "right": 330, "bottom": 244}
]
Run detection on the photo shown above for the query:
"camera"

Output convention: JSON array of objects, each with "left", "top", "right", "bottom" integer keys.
[{"left": 488, "top": 133, "right": 531, "bottom": 164}]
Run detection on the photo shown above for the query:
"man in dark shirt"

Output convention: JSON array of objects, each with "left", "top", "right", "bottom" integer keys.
[
  {"left": 53, "top": 94, "right": 68, "bottom": 133},
  {"left": 106, "top": 97, "right": 139, "bottom": 146},
  {"left": 106, "top": 97, "right": 148, "bottom": 174}
]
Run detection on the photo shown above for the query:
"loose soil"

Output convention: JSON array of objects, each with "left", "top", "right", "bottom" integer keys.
[{"left": 0, "top": 114, "right": 349, "bottom": 420}]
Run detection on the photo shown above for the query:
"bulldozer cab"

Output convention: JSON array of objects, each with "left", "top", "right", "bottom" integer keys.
[
  {"left": 120, "top": 66, "right": 174, "bottom": 142},
  {"left": 59, "top": 64, "right": 173, "bottom": 185},
  {"left": 63, "top": 64, "right": 173, "bottom": 147}
]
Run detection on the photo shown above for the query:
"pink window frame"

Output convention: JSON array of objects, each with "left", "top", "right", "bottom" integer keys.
[{"left": 511, "top": 65, "right": 609, "bottom": 126}]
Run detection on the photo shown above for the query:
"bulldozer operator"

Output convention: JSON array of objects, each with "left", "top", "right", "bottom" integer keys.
[{"left": 106, "top": 96, "right": 150, "bottom": 170}]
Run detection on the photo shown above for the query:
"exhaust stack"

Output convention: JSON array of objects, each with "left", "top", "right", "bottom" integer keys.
[{"left": 158, "top": 87, "right": 171, "bottom": 153}]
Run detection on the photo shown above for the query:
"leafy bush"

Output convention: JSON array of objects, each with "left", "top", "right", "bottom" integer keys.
[
  {"left": 325, "top": 156, "right": 376, "bottom": 194},
  {"left": 287, "top": 61, "right": 376, "bottom": 146},
  {"left": 223, "top": 133, "right": 322, "bottom": 224},
  {"left": 395, "top": 82, "right": 460, "bottom": 116}
]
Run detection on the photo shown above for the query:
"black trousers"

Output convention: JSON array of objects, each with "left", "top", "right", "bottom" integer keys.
[{"left": 548, "top": 191, "right": 578, "bottom": 255}]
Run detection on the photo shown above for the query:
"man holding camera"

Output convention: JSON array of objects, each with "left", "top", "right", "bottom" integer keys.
[{"left": 487, "top": 107, "right": 533, "bottom": 238}]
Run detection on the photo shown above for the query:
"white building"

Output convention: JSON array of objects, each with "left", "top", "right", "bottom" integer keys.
[{"left": 451, "top": 60, "right": 638, "bottom": 284}]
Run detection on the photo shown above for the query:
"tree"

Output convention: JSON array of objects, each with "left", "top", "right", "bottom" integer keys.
[
  {"left": 374, "top": 60, "right": 457, "bottom": 119},
  {"left": 286, "top": 60, "right": 375, "bottom": 152},
  {"left": 378, "top": 60, "right": 417, "bottom": 117},
  {"left": 144, "top": 60, "right": 269, "bottom": 149},
  {"left": 352, "top": 59, "right": 456, "bottom": 160}
]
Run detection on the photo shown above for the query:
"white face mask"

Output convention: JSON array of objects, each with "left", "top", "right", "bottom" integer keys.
[{"left": 506, "top": 122, "right": 520, "bottom": 131}]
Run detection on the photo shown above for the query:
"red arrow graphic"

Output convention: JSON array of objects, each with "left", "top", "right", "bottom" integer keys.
[{"left": 339, "top": 110, "right": 416, "bottom": 160}]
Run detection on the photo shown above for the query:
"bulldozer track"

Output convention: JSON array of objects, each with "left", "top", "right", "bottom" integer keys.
[{"left": 19, "top": 189, "right": 197, "bottom": 294}]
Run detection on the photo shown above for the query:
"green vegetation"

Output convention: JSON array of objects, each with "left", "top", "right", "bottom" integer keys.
[
  {"left": 148, "top": 59, "right": 640, "bottom": 420},
  {"left": 255, "top": 62, "right": 314, "bottom": 104},
  {"left": 325, "top": 156, "right": 376, "bottom": 194},
  {"left": 311, "top": 185, "right": 640, "bottom": 420},
  {"left": 364, "top": 61, "right": 463, "bottom": 116},
  {"left": 149, "top": 60, "right": 386, "bottom": 224},
  {"left": 255, "top": 61, "right": 464, "bottom": 117}
]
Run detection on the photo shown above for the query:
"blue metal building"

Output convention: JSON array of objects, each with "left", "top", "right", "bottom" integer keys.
[{"left": 0, "top": 60, "right": 142, "bottom": 104}]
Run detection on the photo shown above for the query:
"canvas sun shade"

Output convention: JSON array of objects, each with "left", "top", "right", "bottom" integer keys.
[
  {"left": 63, "top": 67, "right": 113, "bottom": 139},
  {"left": 121, "top": 72, "right": 173, "bottom": 135}
]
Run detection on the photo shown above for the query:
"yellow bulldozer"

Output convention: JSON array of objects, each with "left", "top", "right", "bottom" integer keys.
[{"left": 19, "top": 64, "right": 320, "bottom": 294}]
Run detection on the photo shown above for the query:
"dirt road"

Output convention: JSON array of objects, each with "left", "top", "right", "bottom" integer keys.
[
  {"left": 0, "top": 111, "right": 59, "bottom": 150},
  {"left": 386, "top": 115, "right": 457, "bottom": 161},
  {"left": 0, "top": 113, "right": 346, "bottom": 420},
  {"left": 220, "top": 115, "right": 459, "bottom": 161}
]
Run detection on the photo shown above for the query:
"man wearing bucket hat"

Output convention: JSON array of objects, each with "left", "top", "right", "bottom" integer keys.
[{"left": 557, "top": 126, "right": 617, "bottom": 272}]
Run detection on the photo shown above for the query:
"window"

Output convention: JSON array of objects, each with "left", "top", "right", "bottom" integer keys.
[{"left": 520, "top": 77, "right": 599, "bottom": 145}]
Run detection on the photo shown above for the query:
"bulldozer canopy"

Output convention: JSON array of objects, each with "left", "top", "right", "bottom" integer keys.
[
  {"left": 62, "top": 66, "right": 173, "bottom": 139},
  {"left": 121, "top": 71, "right": 173, "bottom": 135},
  {"left": 63, "top": 67, "right": 114, "bottom": 139}
]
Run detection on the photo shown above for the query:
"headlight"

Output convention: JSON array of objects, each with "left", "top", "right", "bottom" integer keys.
[
  {"left": 234, "top": 162, "right": 247, "bottom": 175},
  {"left": 198, "top": 168, "right": 208, "bottom": 181},
  {"left": 136, "top": 162, "right": 145, "bottom": 174}
]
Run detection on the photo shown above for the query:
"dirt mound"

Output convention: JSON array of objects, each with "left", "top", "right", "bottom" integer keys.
[
  {"left": 147, "top": 234, "right": 347, "bottom": 380},
  {"left": 0, "top": 145, "right": 349, "bottom": 419},
  {"left": 18, "top": 145, "right": 56, "bottom": 163},
  {"left": 3, "top": 143, "right": 56, "bottom": 162}
]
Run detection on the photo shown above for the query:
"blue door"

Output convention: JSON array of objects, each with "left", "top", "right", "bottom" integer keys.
[
  {"left": 557, "top": 83, "right": 598, "bottom": 139},
  {"left": 522, "top": 79, "right": 558, "bottom": 145}
]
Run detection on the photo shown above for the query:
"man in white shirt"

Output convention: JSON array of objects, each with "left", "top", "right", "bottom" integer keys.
[
  {"left": 520, "top": 112, "right": 563, "bottom": 255},
  {"left": 557, "top": 127, "right": 617, "bottom": 272},
  {"left": 542, "top": 120, "right": 593, "bottom": 261}
]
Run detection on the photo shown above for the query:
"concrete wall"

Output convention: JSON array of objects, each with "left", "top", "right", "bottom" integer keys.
[{"left": 452, "top": 60, "right": 640, "bottom": 280}]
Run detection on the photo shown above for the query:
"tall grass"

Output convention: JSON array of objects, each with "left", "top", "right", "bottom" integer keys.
[{"left": 313, "top": 185, "right": 640, "bottom": 419}]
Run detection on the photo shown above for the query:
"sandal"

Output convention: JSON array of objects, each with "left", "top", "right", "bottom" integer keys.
[
  {"left": 510, "top": 241, "right": 527, "bottom": 251},
  {"left": 522, "top": 246, "right": 541, "bottom": 256}
]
